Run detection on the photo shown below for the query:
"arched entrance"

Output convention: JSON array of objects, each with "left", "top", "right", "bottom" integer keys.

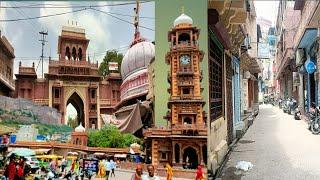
[
  {"left": 183, "top": 146, "right": 198, "bottom": 169},
  {"left": 66, "top": 92, "right": 85, "bottom": 127}
]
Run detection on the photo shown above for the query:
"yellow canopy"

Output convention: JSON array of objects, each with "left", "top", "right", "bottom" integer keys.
[{"left": 36, "top": 154, "right": 63, "bottom": 160}]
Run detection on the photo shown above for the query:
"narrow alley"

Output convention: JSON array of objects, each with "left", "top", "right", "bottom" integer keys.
[{"left": 219, "top": 105, "right": 320, "bottom": 180}]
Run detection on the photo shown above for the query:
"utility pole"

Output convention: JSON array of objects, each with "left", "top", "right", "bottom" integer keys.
[{"left": 39, "top": 30, "right": 48, "bottom": 78}]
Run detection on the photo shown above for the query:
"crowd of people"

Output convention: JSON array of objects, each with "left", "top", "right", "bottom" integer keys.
[
  {"left": 131, "top": 164, "right": 204, "bottom": 180},
  {"left": 2, "top": 154, "right": 204, "bottom": 180},
  {"left": 2, "top": 155, "right": 88, "bottom": 180},
  {"left": 3, "top": 155, "right": 32, "bottom": 180}
]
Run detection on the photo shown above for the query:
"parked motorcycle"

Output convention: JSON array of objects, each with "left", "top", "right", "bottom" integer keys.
[
  {"left": 282, "top": 100, "right": 289, "bottom": 113},
  {"left": 278, "top": 98, "right": 283, "bottom": 108},
  {"left": 307, "top": 105, "right": 320, "bottom": 134},
  {"left": 288, "top": 98, "right": 297, "bottom": 115},
  {"left": 294, "top": 106, "right": 301, "bottom": 120}
]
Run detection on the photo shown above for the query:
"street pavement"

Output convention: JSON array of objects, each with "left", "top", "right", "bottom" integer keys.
[
  {"left": 218, "top": 104, "right": 320, "bottom": 180},
  {"left": 92, "top": 169, "right": 193, "bottom": 180}
]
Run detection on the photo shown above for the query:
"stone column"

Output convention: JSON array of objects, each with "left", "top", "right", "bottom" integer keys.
[{"left": 199, "top": 144, "right": 204, "bottom": 165}]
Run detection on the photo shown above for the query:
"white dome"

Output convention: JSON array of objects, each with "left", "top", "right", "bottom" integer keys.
[
  {"left": 174, "top": 13, "right": 193, "bottom": 27},
  {"left": 121, "top": 41, "right": 155, "bottom": 80},
  {"left": 75, "top": 123, "right": 85, "bottom": 132}
]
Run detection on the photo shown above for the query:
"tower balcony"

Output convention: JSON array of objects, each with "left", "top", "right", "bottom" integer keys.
[
  {"left": 171, "top": 124, "right": 207, "bottom": 136},
  {"left": 49, "top": 59, "right": 98, "bottom": 68},
  {"left": 177, "top": 67, "right": 194, "bottom": 76}
]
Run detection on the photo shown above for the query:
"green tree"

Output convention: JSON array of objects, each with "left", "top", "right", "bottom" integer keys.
[
  {"left": 67, "top": 116, "right": 78, "bottom": 129},
  {"left": 98, "top": 50, "right": 123, "bottom": 77},
  {"left": 87, "top": 125, "right": 140, "bottom": 148}
]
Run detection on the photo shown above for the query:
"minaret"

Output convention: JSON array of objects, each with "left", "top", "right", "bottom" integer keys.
[{"left": 130, "top": 0, "right": 145, "bottom": 47}]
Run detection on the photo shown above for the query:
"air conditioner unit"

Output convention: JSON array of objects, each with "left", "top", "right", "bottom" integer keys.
[{"left": 296, "top": 48, "right": 305, "bottom": 66}]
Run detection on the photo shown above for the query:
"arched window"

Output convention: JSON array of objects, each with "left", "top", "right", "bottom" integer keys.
[
  {"left": 184, "top": 117, "right": 192, "bottom": 124},
  {"left": 178, "top": 33, "right": 190, "bottom": 45},
  {"left": 78, "top": 48, "right": 83, "bottom": 61},
  {"left": 72, "top": 47, "right": 77, "bottom": 60},
  {"left": 65, "top": 46, "right": 70, "bottom": 60}
]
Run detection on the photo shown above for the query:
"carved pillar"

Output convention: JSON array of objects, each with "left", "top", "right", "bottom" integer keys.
[
  {"left": 172, "top": 142, "right": 176, "bottom": 164},
  {"left": 199, "top": 143, "right": 204, "bottom": 165}
]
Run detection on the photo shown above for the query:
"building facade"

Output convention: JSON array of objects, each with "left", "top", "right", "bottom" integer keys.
[
  {"left": 208, "top": 0, "right": 262, "bottom": 174},
  {"left": 144, "top": 12, "right": 207, "bottom": 170},
  {"left": 0, "top": 31, "right": 15, "bottom": 97},
  {"left": 14, "top": 25, "right": 122, "bottom": 130},
  {"left": 275, "top": 1, "right": 301, "bottom": 102}
]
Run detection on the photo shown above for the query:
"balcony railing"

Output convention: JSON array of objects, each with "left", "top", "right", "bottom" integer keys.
[
  {"left": 89, "top": 110, "right": 97, "bottom": 117},
  {"left": 90, "top": 98, "right": 97, "bottom": 104},
  {"left": 49, "top": 60, "right": 98, "bottom": 68},
  {"left": 53, "top": 98, "right": 60, "bottom": 104},
  {"left": 0, "top": 73, "right": 15, "bottom": 90}
]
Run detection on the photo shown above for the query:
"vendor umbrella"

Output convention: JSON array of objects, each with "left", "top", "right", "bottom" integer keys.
[{"left": 7, "top": 148, "right": 35, "bottom": 157}]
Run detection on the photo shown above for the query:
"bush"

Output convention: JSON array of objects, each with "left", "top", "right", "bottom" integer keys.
[{"left": 88, "top": 125, "right": 141, "bottom": 148}]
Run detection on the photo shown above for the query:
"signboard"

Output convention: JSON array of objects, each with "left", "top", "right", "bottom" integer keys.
[
  {"left": 108, "top": 62, "right": 119, "bottom": 71},
  {"left": 83, "top": 159, "right": 98, "bottom": 172},
  {"left": 304, "top": 59, "right": 316, "bottom": 74}
]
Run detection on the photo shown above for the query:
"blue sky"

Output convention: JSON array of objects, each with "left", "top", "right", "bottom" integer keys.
[{"left": 0, "top": 1, "right": 154, "bottom": 77}]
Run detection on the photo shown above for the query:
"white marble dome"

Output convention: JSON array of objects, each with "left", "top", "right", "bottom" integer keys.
[
  {"left": 75, "top": 123, "right": 85, "bottom": 132},
  {"left": 174, "top": 13, "right": 193, "bottom": 27},
  {"left": 121, "top": 41, "right": 155, "bottom": 80}
]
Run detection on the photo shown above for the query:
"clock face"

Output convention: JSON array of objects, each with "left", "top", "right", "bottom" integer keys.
[{"left": 180, "top": 55, "right": 191, "bottom": 65}]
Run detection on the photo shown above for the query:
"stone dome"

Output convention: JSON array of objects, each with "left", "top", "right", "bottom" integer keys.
[
  {"left": 121, "top": 41, "right": 155, "bottom": 80},
  {"left": 174, "top": 13, "right": 193, "bottom": 27},
  {"left": 75, "top": 123, "right": 85, "bottom": 132}
]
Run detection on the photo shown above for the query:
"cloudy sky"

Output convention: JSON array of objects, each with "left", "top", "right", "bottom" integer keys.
[
  {"left": 0, "top": 1, "right": 154, "bottom": 77},
  {"left": 254, "top": 1, "right": 279, "bottom": 25}
]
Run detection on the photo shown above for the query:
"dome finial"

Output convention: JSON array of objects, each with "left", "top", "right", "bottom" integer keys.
[{"left": 180, "top": 6, "right": 185, "bottom": 14}]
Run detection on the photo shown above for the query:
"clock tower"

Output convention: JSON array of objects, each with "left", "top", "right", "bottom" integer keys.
[{"left": 144, "top": 10, "right": 207, "bottom": 171}]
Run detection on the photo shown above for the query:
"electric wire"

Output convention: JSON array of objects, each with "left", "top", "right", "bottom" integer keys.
[
  {"left": 89, "top": 8, "right": 154, "bottom": 31},
  {"left": 0, "top": 1, "right": 152, "bottom": 9},
  {"left": 0, "top": 8, "right": 88, "bottom": 22}
]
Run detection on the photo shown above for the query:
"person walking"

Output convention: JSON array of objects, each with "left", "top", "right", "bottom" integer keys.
[
  {"left": 104, "top": 159, "right": 112, "bottom": 180},
  {"left": 131, "top": 164, "right": 143, "bottom": 180},
  {"left": 61, "top": 157, "right": 67, "bottom": 173},
  {"left": 4, "top": 156, "right": 16, "bottom": 180},
  {"left": 142, "top": 165, "right": 160, "bottom": 180},
  {"left": 110, "top": 159, "right": 116, "bottom": 177},
  {"left": 195, "top": 165, "right": 204, "bottom": 180},
  {"left": 164, "top": 163, "right": 173, "bottom": 180}
]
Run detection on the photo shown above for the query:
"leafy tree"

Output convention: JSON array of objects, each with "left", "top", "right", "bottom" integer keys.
[
  {"left": 98, "top": 50, "right": 123, "bottom": 77},
  {"left": 88, "top": 125, "right": 140, "bottom": 148},
  {"left": 67, "top": 116, "right": 78, "bottom": 129}
]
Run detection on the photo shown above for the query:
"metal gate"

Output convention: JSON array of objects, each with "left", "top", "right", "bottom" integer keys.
[{"left": 226, "top": 55, "right": 233, "bottom": 144}]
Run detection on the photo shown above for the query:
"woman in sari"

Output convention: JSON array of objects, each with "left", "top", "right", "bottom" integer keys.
[
  {"left": 165, "top": 163, "right": 173, "bottom": 180},
  {"left": 97, "top": 160, "right": 106, "bottom": 178},
  {"left": 195, "top": 165, "right": 204, "bottom": 180}
]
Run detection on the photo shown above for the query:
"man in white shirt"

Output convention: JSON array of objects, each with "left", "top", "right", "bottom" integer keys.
[{"left": 142, "top": 165, "right": 160, "bottom": 180}]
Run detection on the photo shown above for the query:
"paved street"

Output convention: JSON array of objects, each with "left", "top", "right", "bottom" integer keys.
[
  {"left": 219, "top": 104, "right": 320, "bottom": 180},
  {"left": 93, "top": 169, "right": 193, "bottom": 180}
]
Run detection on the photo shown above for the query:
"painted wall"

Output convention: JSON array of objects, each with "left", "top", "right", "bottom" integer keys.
[{"left": 155, "top": 0, "right": 208, "bottom": 126}]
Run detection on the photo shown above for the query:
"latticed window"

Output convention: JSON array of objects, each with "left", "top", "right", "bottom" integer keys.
[{"left": 209, "top": 30, "right": 223, "bottom": 121}]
